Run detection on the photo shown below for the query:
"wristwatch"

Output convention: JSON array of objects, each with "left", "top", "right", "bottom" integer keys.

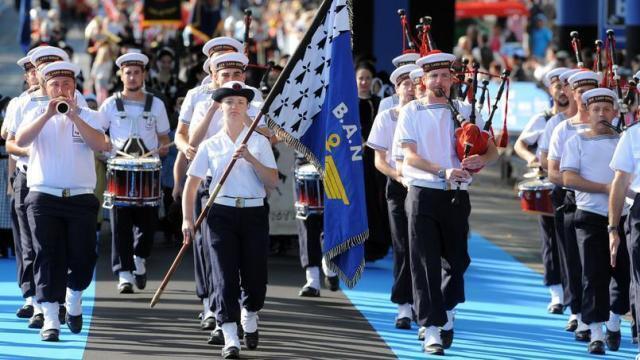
[
  {"left": 437, "top": 169, "right": 446, "bottom": 179},
  {"left": 607, "top": 225, "right": 619, "bottom": 233}
]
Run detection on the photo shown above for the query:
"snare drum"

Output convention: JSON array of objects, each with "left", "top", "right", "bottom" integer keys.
[
  {"left": 294, "top": 164, "right": 324, "bottom": 219},
  {"left": 518, "top": 178, "right": 554, "bottom": 216},
  {"left": 104, "top": 157, "right": 162, "bottom": 208}
]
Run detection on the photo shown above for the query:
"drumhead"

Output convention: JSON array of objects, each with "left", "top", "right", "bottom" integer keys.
[
  {"left": 296, "top": 163, "right": 319, "bottom": 177},
  {"left": 518, "top": 179, "right": 554, "bottom": 191},
  {"left": 108, "top": 157, "right": 161, "bottom": 170}
]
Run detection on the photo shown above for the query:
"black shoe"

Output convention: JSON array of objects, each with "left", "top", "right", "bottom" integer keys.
[
  {"left": 395, "top": 317, "right": 411, "bottom": 330},
  {"left": 16, "top": 304, "right": 34, "bottom": 318},
  {"left": 423, "top": 343, "right": 445, "bottom": 356},
  {"left": 207, "top": 328, "right": 224, "bottom": 345},
  {"left": 605, "top": 329, "right": 621, "bottom": 351},
  {"left": 221, "top": 346, "right": 240, "bottom": 359},
  {"left": 66, "top": 313, "right": 82, "bottom": 334},
  {"left": 440, "top": 329, "right": 454, "bottom": 349},
  {"left": 28, "top": 313, "right": 44, "bottom": 329},
  {"left": 134, "top": 273, "right": 147, "bottom": 290},
  {"left": 244, "top": 330, "right": 259, "bottom": 350},
  {"left": 325, "top": 276, "right": 340, "bottom": 291},
  {"left": 118, "top": 282, "right": 134, "bottom": 294},
  {"left": 201, "top": 316, "right": 216, "bottom": 331},
  {"left": 40, "top": 328, "right": 59, "bottom": 342},
  {"left": 565, "top": 319, "right": 578, "bottom": 332},
  {"left": 588, "top": 340, "right": 606, "bottom": 355},
  {"left": 575, "top": 329, "right": 591, "bottom": 342},
  {"left": 298, "top": 286, "right": 320, "bottom": 297},
  {"left": 548, "top": 303, "right": 563, "bottom": 315},
  {"left": 59, "top": 305, "right": 66, "bottom": 325}
]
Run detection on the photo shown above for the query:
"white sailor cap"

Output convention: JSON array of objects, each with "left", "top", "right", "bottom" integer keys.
[
  {"left": 409, "top": 68, "right": 424, "bottom": 84},
  {"left": 416, "top": 52, "right": 456, "bottom": 72},
  {"left": 17, "top": 55, "right": 35, "bottom": 71},
  {"left": 558, "top": 69, "right": 581, "bottom": 85},
  {"left": 115, "top": 52, "right": 149, "bottom": 69},
  {"left": 392, "top": 52, "right": 420, "bottom": 68},
  {"left": 40, "top": 61, "right": 79, "bottom": 82},
  {"left": 202, "top": 37, "right": 244, "bottom": 57},
  {"left": 29, "top": 46, "right": 69, "bottom": 68},
  {"left": 581, "top": 88, "right": 618, "bottom": 108},
  {"left": 209, "top": 52, "right": 248, "bottom": 72},
  {"left": 543, "top": 67, "right": 568, "bottom": 87},
  {"left": 390, "top": 64, "right": 420, "bottom": 85},
  {"left": 567, "top": 70, "right": 600, "bottom": 89},
  {"left": 203, "top": 58, "right": 211, "bottom": 75}
]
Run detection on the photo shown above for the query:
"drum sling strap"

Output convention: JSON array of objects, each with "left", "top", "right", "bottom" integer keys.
[{"left": 115, "top": 92, "right": 154, "bottom": 156}]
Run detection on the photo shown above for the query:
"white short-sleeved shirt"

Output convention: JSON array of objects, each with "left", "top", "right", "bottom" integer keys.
[
  {"left": 547, "top": 119, "right": 590, "bottom": 162},
  {"left": 366, "top": 108, "right": 400, "bottom": 169},
  {"left": 9, "top": 94, "right": 52, "bottom": 169},
  {"left": 4, "top": 95, "right": 25, "bottom": 161},
  {"left": 378, "top": 94, "right": 399, "bottom": 114},
  {"left": 189, "top": 100, "right": 263, "bottom": 141},
  {"left": 518, "top": 110, "right": 553, "bottom": 146},
  {"left": 22, "top": 105, "right": 103, "bottom": 189},
  {"left": 560, "top": 133, "right": 621, "bottom": 216},
  {"left": 393, "top": 99, "right": 484, "bottom": 185},
  {"left": 187, "top": 127, "right": 276, "bottom": 198},
  {"left": 538, "top": 112, "right": 566, "bottom": 154},
  {"left": 610, "top": 124, "right": 640, "bottom": 193},
  {"left": 99, "top": 94, "right": 170, "bottom": 152}
]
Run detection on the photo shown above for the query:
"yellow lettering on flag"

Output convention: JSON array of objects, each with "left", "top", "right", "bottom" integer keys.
[{"left": 323, "top": 155, "right": 349, "bottom": 205}]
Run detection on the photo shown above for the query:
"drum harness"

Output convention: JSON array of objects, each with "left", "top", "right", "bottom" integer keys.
[{"left": 115, "top": 92, "right": 154, "bottom": 156}]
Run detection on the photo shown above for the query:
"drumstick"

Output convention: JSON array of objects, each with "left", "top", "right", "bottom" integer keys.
[
  {"left": 141, "top": 142, "right": 175, "bottom": 158},
  {"left": 116, "top": 150, "right": 135, "bottom": 158}
]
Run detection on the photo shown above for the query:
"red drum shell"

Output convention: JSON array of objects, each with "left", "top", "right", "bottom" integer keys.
[
  {"left": 518, "top": 179, "right": 554, "bottom": 216},
  {"left": 294, "top": 164, "right": 324, "bottom": 219},
  {"left": 105, "top": 157, "right": 162, "bottom": 207}
]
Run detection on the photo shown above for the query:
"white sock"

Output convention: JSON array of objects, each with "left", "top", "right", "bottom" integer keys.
[
  {"left": 119, "top": 271, "right": 134, "bottom": 285},
  {"left": 569, "top": 313, "right": 578, "bottom": 322},
  {"left": 241, "top": 307, "right": 259, "bottom": 333},
  {"left": 442, "top": 310, "right": 455, "bottom": 331},
  {"left": 33, "top": 300, "right": 43, "bottom": 315},
  {"left": 576, "top": 314, "right": 589, "bottom": 332},
  {"left": 25, "top": 296, "right": 33, "bottom": 306},
  {"left": 221, "top": 322, "right": 240, "bottom": 349},
  {"left": 322, "top": 257, "right": 337, "bottom": 277},
  {"left": 606, "top": 312, "right": 622, "bottom": 332},
  {"left": 418, "top": 326, "right": 426, "bottom": 339},
  {"left": 397, "top": 303, "right": 412, "bottom": 320},
  {"left": 549, "top": 284, "right": 563, "bottom": 305},
  {"left": 65, "top": 288, "right": 83, "bottom": 316},
  {"left": 133, "top": 256, "right": 146, "bottom": 275},
  {"left": 305, "top": 266, "right": 321, "bottom": 289},
  {"left": 424, "top": 326, "right": 442, "bottom": 346},
  {"left": 590, "top": 322, "right": 605, "bottom": 341},
  {"left": 41, "top": 302, "right": 60, "bottom": 331}
]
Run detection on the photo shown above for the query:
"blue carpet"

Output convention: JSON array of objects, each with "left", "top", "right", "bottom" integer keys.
[
  {"left": 343, "top": 233, "right": 639, "bottom": 359},
  {"left": 0, "top": 258, "right": 94, "bottom": 360}
]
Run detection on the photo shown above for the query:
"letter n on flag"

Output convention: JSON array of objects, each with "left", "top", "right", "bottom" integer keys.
[{"left": 261, "top": 0, "right": 367, "bottom": 288}]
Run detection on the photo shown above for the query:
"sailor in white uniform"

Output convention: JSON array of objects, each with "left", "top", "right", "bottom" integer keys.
[
  {"left": 367, "top": 63, "right": 418, "bottom": 329},
  {"left": 561, "top": 87, "right": 629, "bottom": 355},
  {"left": 394, "top": 52, "right": 498, "bottom": 354},
  {"left": 98, "top": 52, "right": 170, "bottom": 294},
  {"left": 182, "top": 81, "right": 278, "bottom": 359},
  {"left": 15, "top": 61, "right": 110, "bottom": 341},
  {"left": 378, "top": 52, "right": 420, "bottom": 113}
]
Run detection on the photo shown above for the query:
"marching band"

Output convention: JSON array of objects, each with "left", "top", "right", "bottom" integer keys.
[{"left": 3, "top": 13, "right": 640, "bottom": 360}]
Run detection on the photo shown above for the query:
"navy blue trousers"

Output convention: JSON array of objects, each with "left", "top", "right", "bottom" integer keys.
[
  {"left": 193, "top": 179, "right": 213, "bottom": 300},
  {"left": 110, "top": 206, "right": 157, "bottom": 274},
  {"left": 26, "top": 192, "right": 98, "bottom": 303},
  {"left": 207, "top": 204, "right": 269, "bottom": 325},
  {"left": 574, "top": 210, "right": 629, "bottom": 324},
  {"left": 539, "top": 214, "right": 562, "bottom": 286},
  {"left": 386, "top": 178, "right": 412, "bottom": 305},
  {"left": 13, "top": 171, "right": 35, "bottom": 298},
  {"left": 407, "top": 186, "right": 470, "bottom": 327},
  {"left": 296, "top": 214, "right": 322, "bottom": 269}
]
